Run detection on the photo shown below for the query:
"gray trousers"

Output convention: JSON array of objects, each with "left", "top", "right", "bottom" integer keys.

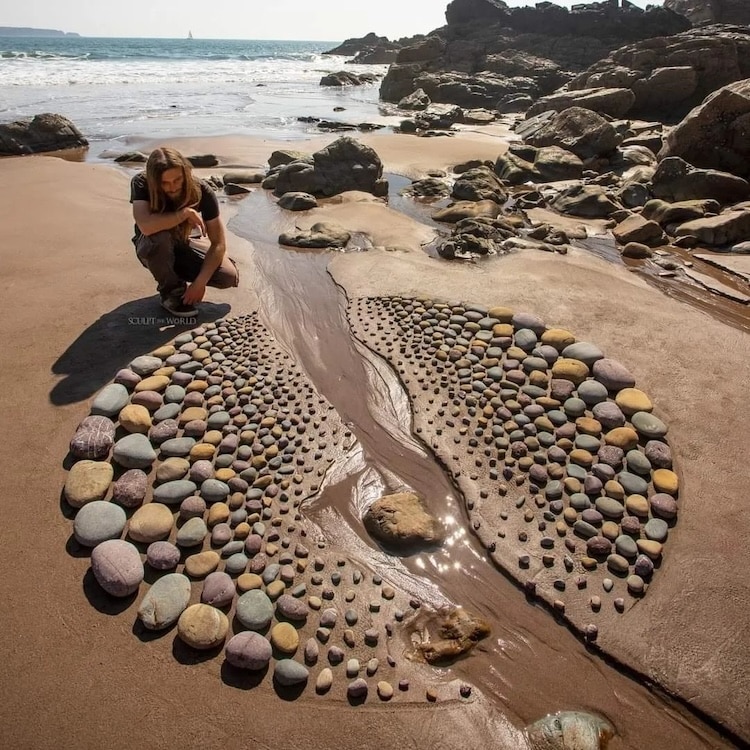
[{"left": 135, "top": 230, "right": 239, "bottom": 299}]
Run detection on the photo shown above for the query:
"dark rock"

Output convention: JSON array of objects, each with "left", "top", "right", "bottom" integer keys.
[{"left": 0, "top": 113, "right": 87, "bottom": 155}]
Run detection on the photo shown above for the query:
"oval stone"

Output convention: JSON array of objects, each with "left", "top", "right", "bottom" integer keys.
[
  {"left": 91, "top": 539, "right": 144, "bottom": 597},
  {"left": 236, "top": 589, "right": 274, "bottom": 630},
  {"left": 177, "top": 603, "right": 228, "bottom": 649},
  {"left": 631, "top": 411, "right": 668, "bottom": 439},
  {"left": 645, "top": 518, "right": 669, "bottom": 542},
  {"left": 64, "top": 460, "right": 114, "bottom": 508},
  {"left": 128, "top": 503, "right": 174, "bottom": 543},
  {"left": 176, "top": 517, "right": 208, "bottom": 547},
  {"left": 592, "top": 358, "right": 636, "bottom": 391},
  {"left": 653, "top": 468, "right": 679, "bottom": 494},
  {"left": 91, "top": 383, "right": 130, "bottom": 417},
  {"left": 74, "top": 501, "right": 127, "bottom": 546},
  {"left": 159, "top": 437, "right": 196, "bottom": 458},
  {"left": 225, "top": 631, "right": 273, "bottom": 670},
  {"left": 607, "top": 554, "right": 630, "bottom": 574},
  {"left": 276, "top": 594, "right": 308, "bottom": 622},
  {"left": 153, "top": 480, "right": 198, "bottom": 505},
  {"left": 201, "top": 571, "right": 236, "bottom": 607},
  {"left": 112, "top": 468, "right": 148, "bottom": 508},
  {"left": 149, "top": 418, "right": 179, "bottom": 444},
  {"left": 274, "top": 659, "right": 309, "bottom": 686},
  {"left": 118, "top": 404, "right": 152, "bottom": 434},
  {"left": 615, "top": 388, "right": 653, "bottom": 415},
  {"left": 70, "top": 415, "right": 116, "bottom": 459},
  {"left": 146, "top": 540, "right": 181, "bottom": 570},
  {"left": 138, "top": 573, "right": 191, "bottom": 630},
  {"left": 591, "top": 401, "right": 625, "bottom": 430},
  {"left": 129, "top": 355, "right": 163, "bottom": 376},
  {"left": 596, "top": 497, "right": 625, "bottom": 519},
  {"left": 271, "top": 622, "right": 300, "bottom": 654},
  {"left": 113, "top": 433, "right": 157, "bottom": 469},
  {"left": 645, "top": 440, "right": 672, "bottom": 469},
  {"left": 650, "top": 493, "right": 678, "bottom": 520},
  {"left": 561, "top": 342, "right": 603, "bottom": 366}
]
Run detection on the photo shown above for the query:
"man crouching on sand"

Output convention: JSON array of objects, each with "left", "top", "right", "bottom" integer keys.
[{"left": 130, "top": 146, "right": 239, "bottom": 317}]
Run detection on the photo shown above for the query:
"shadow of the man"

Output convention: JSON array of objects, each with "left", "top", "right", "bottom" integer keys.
[{"left": 50, "top": 295, "right": 231, "bottom": 406}]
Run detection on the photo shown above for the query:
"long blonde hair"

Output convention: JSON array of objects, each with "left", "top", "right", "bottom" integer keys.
[{"left": 145, "top": 147, "right": 202, "bottom": 241}]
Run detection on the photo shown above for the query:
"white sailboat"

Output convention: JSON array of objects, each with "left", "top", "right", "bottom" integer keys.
[{"left": 187, "top": 30, "right": 193, "bottom": 39}]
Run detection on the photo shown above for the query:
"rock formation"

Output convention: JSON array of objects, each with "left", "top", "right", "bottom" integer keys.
[
  {"left": 664, "top": 0, "right": 750, "bottom": 26},
  {"left": 0, "top": 113, "right": 88, "bottom": 155}
]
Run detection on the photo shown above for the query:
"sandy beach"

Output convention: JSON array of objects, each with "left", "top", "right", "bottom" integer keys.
[{"left": 1, "top": 126, "right": 748, "bottom": 750}]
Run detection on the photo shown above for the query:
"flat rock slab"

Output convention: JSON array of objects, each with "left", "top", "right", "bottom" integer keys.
[
  {"left": 684, "top": 267, "right": 750, "bottom": 304},
  {"left": 694, "top": 253, "right": 750, "bottom": 284}
]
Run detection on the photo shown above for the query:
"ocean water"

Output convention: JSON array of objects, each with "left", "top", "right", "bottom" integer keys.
[{"left": 0, "top": 37, "right": 396, "bottom": 156}]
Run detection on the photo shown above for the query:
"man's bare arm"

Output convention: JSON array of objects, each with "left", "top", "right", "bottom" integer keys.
[{"left": 132, "top": 200, "right": 205, "bottom": 236}]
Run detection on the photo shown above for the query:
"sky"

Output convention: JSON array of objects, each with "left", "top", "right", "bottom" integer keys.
[{"left": 3, "top": 0, "right": 654, "bottom": 41}]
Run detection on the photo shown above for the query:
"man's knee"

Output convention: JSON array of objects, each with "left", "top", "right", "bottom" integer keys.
[
  {"left": 209, "top": 260, "right": 240, "bottom": 289},
  {"left": 136, "top": 230, "right": 175, "bottom": 261}
]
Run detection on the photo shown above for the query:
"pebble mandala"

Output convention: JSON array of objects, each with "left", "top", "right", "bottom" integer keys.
[{"left": 63, "top": 298, "right": 678, "bottom": 698}]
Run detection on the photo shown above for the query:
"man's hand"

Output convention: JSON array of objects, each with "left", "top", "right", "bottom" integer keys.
[
  {"left": 181, "top": 207, "right": 206, "bottom": 236},
  {"left": 183, "top": 280, "right": 206, "bottom": 305}
]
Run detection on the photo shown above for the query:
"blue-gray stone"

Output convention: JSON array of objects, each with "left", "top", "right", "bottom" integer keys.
[
  {"left": 569, "top": 493, "right": 592, "bottom": 510},
  {"left": 595, "top": 496, "right": 625, "bottom": 519},
  {"left": 618, "top": 471, "right": 649, "bottom": 496},
  {"left": 129, "top": 355, "right": 163, "bottom": 376},
  {"left": 274, "top": 659, "right": 309, "bottom": 686},
  {"left": 159, "top": 437, "right": 196, "bottom": 457},
  {"left": 221, "top": 540, "right": 245, "bottom": 558},
  {"left": 91, "top": 383, "right": 130, "bottom": 417},
  {"left": 515, "top": 329, "right": 538, "bottom": 351},
  {"left": 573, "top": 520, "right": 598, "bottom": 539},
  {"left": 153, "top": 479, "right": 198, "bottom": 505},
  {"left": 645, "top": 518, "right": 669, "bottom": 542},
  {"left": 236, "top": 590, "right": 274, "bottom": 630},
  {"left": 548, "top": 410, "right": 568, "bottom": 426},
  {"left": 164, "top": 385, "right": 186, "bottom": 404},
  {"left": 615, "top": 534, "right": 638, "bottom": 559},
  {"left": 262, "top": 563, "right": 280, "bottom": 585},
  {"left": 201, "top": 479, "right": 230, "bottom": 503},
  {"left": 153, "top": 403, "right": 181, "bottom": 422},
  {"left": 575, "top": 435, "right": 601, "bottom": 453},
  {"left": 577, "top": 380, "right": 609, "bottom": 406},
  {"left": 545, "top": 481, "right": 563, "bottom": 500},
  {"left": 176, "top": 517, "right": 208, "bottom": 547},
  {"left": 561, "top": 342, "right": 604, "bottom": 367},
  {"left": 137, "top": 573, "right": 191, "bottom": 630},
  {"left": 73, "top": 501, "right": 127, "bottom": 547},
  {"left": 567, "top": 464, "right": 587, "bottom": 481},
  {"left": 631, "top": 411, "right": 668, "bottom": 439},
  {"left": 113, "top": 433, "right": 157, "bottom": 469},
  {"left": 626, "top": 450, "right": 652, "bottom": 475},
  {"left": 563, "top": 398, "right": 587, "bottom": 417},
  {"left": 224, "top": 553, "right": 249, "bottom": 576},
  {"left": 522, "top": 356, "right": 548, "bottom": 373}
]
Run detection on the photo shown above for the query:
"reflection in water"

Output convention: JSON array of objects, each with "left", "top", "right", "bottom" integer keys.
[{"left": 229, "top": 189, "right": 732, "bottom": 749}]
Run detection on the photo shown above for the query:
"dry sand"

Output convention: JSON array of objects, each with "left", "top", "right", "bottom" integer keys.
[{"left": 1, "top": 127, "right": 748, "bottom": 749}]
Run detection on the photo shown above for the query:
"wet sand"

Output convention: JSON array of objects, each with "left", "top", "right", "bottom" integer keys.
[{"left": 0, "top": 131, "right": 748, "bottom": 750}]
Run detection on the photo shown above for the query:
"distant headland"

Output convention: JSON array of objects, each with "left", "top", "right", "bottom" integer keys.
[{"left": 0, "top": 26, "right": 80, "bottom": 37}]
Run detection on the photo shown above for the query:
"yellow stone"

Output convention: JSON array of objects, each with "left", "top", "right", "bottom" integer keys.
[
  {"left": 239, "top": 430, "right": 256, "bottom": 444},
  {"left": 215, "top": 468, "right": 235, "bottom": 482},
  {"left": 575, "top": 417, "right": 602, "bottom": 436},
  {"left": 308, "top": 596, "right": 322, "bottom": 610},
  {"left": 615, "top": 388, "right": 653, "bottom": 416},
  {"left": 265, "top": 444, "right": 279, "bottom": 458},
  {"left": 625, "top": 494, "right": 649, "bottom": 516},
  {"left": 488, "top": 306, "right": 514, "bottom": 322},
  {"left": 178, "top": 406, "right": 208, "bottom": 426},
  {"left": 541, "top": 328, "right": 576, "bottom": 351},
  {"left": 605, "top": 427, "right": 639, "bottom": 451},
  {"left": 551, "top": 358, "right": 589, "bottom": 385},
  {"left": 233, "top": 522, "right": 250, "bottom": 540},
  {"left": 569, "top": 449, "right": 593, "bottom": 468},
  {"left": 604, "top": 480, "right": 625, "bottom": 501},
  {"left": 128, "top": 503, "right": 174, "bottom": 543},
  {"left": 266, "top": 580, "right": 285, "bottom": 599},
  {"left": 506, "top": 346, "right": 527, "bottom": 361},
  {"left": 601, "top": 521, "right": 619, "bottom": 541},
  {"left": 581, "top": 557, "right": 598, "bottom": 570},
  {"left": 152, "top": 366, "right": 175, "bottom": 377},
  {"left": 150, "top": 344, "right": 176, "bottom": 359},
  {"left": 207, "top": 503, "right": 230, "bottom": 527},
  {"left": 237, "top": 573, "right": 262, "bottom": 592},
  {"left": 206, "top": 395, "right": 223, "bottom": 407},
  {"left": 203, "top": 430, "right": 223, "bottom": 446},
  {"left": 186, "top": 380, "right": 208, "bottom": 393},
  {"left": 118, "top": 404, "right": 152, "bottom": 434},
  {"left": 270, "top": 622, "right": 299, "bottom": 654},
  {"left": 134, "top": 375, "right": 170, "bottom": 393},
  {"left": 529, "top": 371, "right": 549, "bottom": 388},
  {"left": 64, "top": 460, "right": 114, "bottom": 508},
  {"left": 155, "top": 457, "right": 190, "bottom": 482},
  {"left": 189, "top": 443, "right": 216, "bottom": 461},
  {"left": 536, "top": 397, "right": 561, "bottom": 410},
  {"left": 184, "top": 551, "right": 220, "bottom": 577},
  {"left": 492, "top": 323, "right": 514, "bottom": 337},
  {"left": 228, "top": 492, "right": 244, "bottom": 510},
  {"left": 177, "top": 604, "right": 228, "bottom": 650},
  {"left": 251, "top": 456, "right": 267, "bottom": 470},
  {"left": 653, "top": 469, "right": 679, "bottom": 494},
  {"left": 564, "top": 477, "right": 581, "bottom": 494},
  {"left": 192, "top": 348, "right": 210, "bottom": 361},
  {"left": 563, "top": 507, "right": 578, "bottom": 524},
  {"left": 636, "top": 539, "right": 663, "bottom": 559},
  {"left": 534, "top": 416, "right": 555, "bottom": 433},
  {"left": 556, "top": 438, "right": 574, "bottom": 453},
  {"left": 254, "top": 475, "right": 273, "bottom": 489}
]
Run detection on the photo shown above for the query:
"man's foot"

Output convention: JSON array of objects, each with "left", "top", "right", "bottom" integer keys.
[{"left": 160, "top": 295, "right": 197, "bottom": 318}]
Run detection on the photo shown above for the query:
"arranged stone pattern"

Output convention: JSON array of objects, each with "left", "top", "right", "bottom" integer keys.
[
  {"left": 348, "top": 296, "right": 679, "bottom": 638},
  {"left": 62, "top": 313, "right": 456, "bottom": 703}
]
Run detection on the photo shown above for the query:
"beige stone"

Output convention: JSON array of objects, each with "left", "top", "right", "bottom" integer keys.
[
  {"left": 189, "top": 443, "right": 216, "bottom": 461},
  {"left": 186, "top": 380, "right": 208, "bottom": 393},
  {"left": 616, "top": 388, "right": 654, "bottom": 415},
  {"left": 64, "top": 460, "right": 114, "bottom": 508},
  {"left": 184, "top": 551, "right": 220, "bottom": 577},
  {"left": 155, "top": 457, "right": 190, "bottom": 483},
  {"left": 266, "top": 580, "right": 285, "bottom": 599},
  {"left": 207, "top": 503, "right": 230, "bottom": 527},
  {"left": 128, "top": 503, "right": 174, "bottom": 543},
  {"left": 203, "top": 430, "right": 223, "bottom": 446},
  {"left": 215, "top": 468, "right": 235, "bottom": 482},
  {"left": 178, "top": 406, "right": 208, "bottom": 426},
  {"left": 270, "top": 622, "right": 299, "bottom": 654},
  {"left": 134, "top": 375, "right": 170, "bottom": 393},
  {"left": 177, "top": 604, "right": 228, "bottom": 649},
  {"left": 551, "top": 358, "right": 589, "bottom": 384}
]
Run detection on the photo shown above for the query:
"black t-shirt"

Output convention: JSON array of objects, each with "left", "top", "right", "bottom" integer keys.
[{"left": 129, "top": 172, "right": 220, "bottom": 242}]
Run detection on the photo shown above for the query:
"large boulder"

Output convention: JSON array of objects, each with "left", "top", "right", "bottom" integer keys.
[
  {"left": 566, "top": 26, "right": 750, "bottom": 120},
  {"left": 526, "top": 86, "right": 636, "bottom": 119},
  {"left": 495, "top": 144, "right": 583, "bottom": 184},
  {"left": 0, "top": 113, "right": 88, "bottom": 155},
  {"left": 517, "top": 107, "right": 621, "bottom": 160},
  {"left": 659, "top": 78, "right": 750, "bottom": 179},
  {"left": 363, "top": 491, "right": 443, "bottom": 549},
  {"left": 665, "top": 0, "right": 750, "bottom": 27},
  {"left": 651, "top": 156, "right": 750, "bottom": 204}
]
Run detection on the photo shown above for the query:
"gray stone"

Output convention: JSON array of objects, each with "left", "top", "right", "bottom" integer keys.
[
  {"left": 236, "top": 590, "right": 274, "bottom": 630},
  {"left": 592, "top": 358, "right": 636, "bottom": 391},
  {"left": 200, "top": 478, "right": 230, "bottom": 503},
  {"left": 631, "top": 411, "right": 668, "bottom": 439},
  {"left": 592, "top": 401, "right": 626, "bottom": 430},
  {"left": 153, "top": 403, "right": 181, "bottom": 422},
  {"left": 73, "top": 500, "right": 127, "bottom": 547},
  {"left": 113, "top": 433, "right": 157, "bottom": 469},
  {"left": 201, "top": 571, "right": 236, "bottom": 607},
  {"left": 618, "top": 471, "right": 649, "bottom": 496},
  {"left": 176, "top": 517, "right": 208, "bottom": 547},
  {"left": 91, "top": 383, "right": 130, "bottom": 417},
  {"left": 577, "top": 380, "right": 609, "bottom": 406},
  {"left": 153, "top": 480, "right": 198, "bottom": 505},
  {"left": 129, "top": 355, "right": 163, "bottom": 376},
  {"left": 159, "top": 437, "right": 196, "bottom": 457},
  {"left": 645, "top": 518, "right": 669, "bottom": 542},
  {"left": 224, "top": 553, "right": 249, "bottom": 576},
  {"left": 137, "top": 573, "right": 191, "bottom": 630},
  {"left": 274, "top": 660, "right": 309, "bottom": 686},
  {"left": 561, "top": 342, "right": 604, "bottom": 367}
]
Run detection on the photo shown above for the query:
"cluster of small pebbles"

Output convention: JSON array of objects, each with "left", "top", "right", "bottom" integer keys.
[
  {"left": 348, "top": 296, "right": 679, "bottom": 635},
  {"left": 63, "top": 313, "right": 452, "bottom": 703}
]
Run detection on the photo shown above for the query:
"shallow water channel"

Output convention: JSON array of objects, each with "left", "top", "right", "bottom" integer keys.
[{"left": 230, "top": 189, "right": 734, "bottom": 750}]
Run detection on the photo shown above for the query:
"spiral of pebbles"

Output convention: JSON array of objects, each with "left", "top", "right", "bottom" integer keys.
[
  {"left": 62, "top": 312, "right": 444, "bottom": 703},
  {"left": 347, "top": 296, "right": 679, "bottom": 631}
]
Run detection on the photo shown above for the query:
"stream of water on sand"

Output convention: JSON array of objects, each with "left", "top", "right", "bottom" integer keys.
[{"left": 229, "top": 190, "right": 732, "bottom": 750}]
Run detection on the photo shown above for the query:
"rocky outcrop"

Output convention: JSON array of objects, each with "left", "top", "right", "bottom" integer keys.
[
  {"left": 319, "top": 71, "right": 378, "bottom": 87},
  {"left": 381, "top": 0, "right": 689, "bottom": 110},
  {"left": 324, "top": 32, "right": 404, "bottom": 64},
  {"left": 566, "top": 25, "right": 750, "bottom": 120},
  {"left": 659, "top": 78, "right": 750, "bottom": 178},
  {"left": 665, "top": 0, "right": 750, "bottom": 27},
  {"left": 0, "top": 113, "right": 88, "bottom": 155}
]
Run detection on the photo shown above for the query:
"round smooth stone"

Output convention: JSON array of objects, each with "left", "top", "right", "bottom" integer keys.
[
  {"left": 274, "top": 660, "right": 309, "bottom": 686},
  {"left": 91, "top": 383, "right": 130, "bottom": 417},
  {"left": 69, "top": 415, "right": 116, "bottom": 459},
  {"left": 592, "top": 358, "right": 635, "bottom": 391},
  {"left": 113, "top": 433, "right": 157, "bottom": 469},
  {"left": 73, "top": 501, "right": 127, "bottom": 547},
  {"left": 545, "top": 480, "right": 563, "bottom": 500},
  {"left": 626, "top": 450, "right": 652, "bottom": 475},
  {"left": 91, "top": 539, "right": 143, "bottom": 597},
  {"left": 567, "top": 464, "right": 587, "bottom": 481},
  {"left": 650, "top": 493, "right": 678, "bottom": 520},
  {"left": 592, "top": 463, "right": 615, "bottom": 482},
  {"left": 128, "top": 503, "right": 174, "bottom": 543},
  {"left": 201, "top": 571, "right": 235, "bottom": 607},
  {"left": 200, "top": 479, "right": 230, "bottom": 503},
  {"left": 131, "top": 390, "right": 163, "bottom": 411},
  {"left": 575, "top": 435, "right": 601, "bottom": 453},
  {"left": 563, "top": 398, "right": 587, "bottom": 417},
  {"left": 179, "top": 495, "right": 207, "bottom": 520},
  {"left": 138, "top": 573, "right": 191, "bottom": 630},
  {"left": 118, "top": 404, "right": 152, "bottom": 434},
  {"left": 64, "top": 460, "right": 114, "bottom": 508},
  {"left": 615, "top": 534, "right": 638, "bottom": 559},
  {"left": 577, "top": 380, "right": 608, "bottom": 406},
  {"left": 583, "top": 475, "right": 603, "bottom": 495},
  {"left": 153, "top": 403, "right": 181, "bottom": 422},
  {"left": 146, "top": 540, "right": 180, "bottom": 570},
  {"left": 618, "top": 471, "right": 649, "bottom": 496},
  {"left": 645, "top": 518, "right": 669, "bottom": 542},
  {"left": 515, "top": 329, "right": 538, "bottom": 351},
  {"left": 177, "top": 604, "right": 228, "bottom": 649},
  {"left": 586, "top": 536, "right": 611, "bottom": 556},
  {"left": 135, "top": 375, "right": 170, "bottom": 393},
  {"left": 156, "top": 457, "right": 190, "bottom": 483},
  {"left": 625, "top": 494, "right": 649, "bottom": 516},
  {"left": 184, "top": 550, "right": 220, "bottom": 577},
  {"left": 581, "top": 509, "right": 603, "bottom": 525},
  {"left": 631, "top": 411, "right": 668, "bottom": 439},
  {"left": 636, "top": 539, "right": 663, "bottom": 560},
  {"left": 645, "top": 440, "right": 672, "bottom": 469},
  {"left": 153, "top": 480, "right": 198, "bottom": 505},
  {"left": 236, "top": 589, "right": 274, "bottom": 630},
  {"left": 574, "top": 520, "right": 598, "bottom": 539},
  {"left": 112, "top": 468, "right": 148, "bottom": 508},
  {"left": 189, "top": 460, "right": 214, "bottom": 483},
  {"left": 595, "top": 496, "right": 625, "bottom": 520},
  {"left": 512, "top": 312, "right": 545, "bottom": 333},
  {"left": 164, "top": 385, "right": 186, "bottom": 404},
  {"left": 592, "top": 401, "right": 625, "bottom": 430},
  {"left": 627, "top": 575, "right": 645, "bottom": 595},
  {"left": 179, "top": 406, "right": 209, "bottom": 426},
  {"left": 569, "top": 493, "right": 591, "bottom": 511},
  {"left": 653, "top": 468, "right": 679, "bottom": 494},
  {"left": 207, "top": 411, "right": 231, "bottom": 429},
  {"left": 225, "top": 632, "right": 272, "bottom": 670},
  {"left": 271, "top": 622, "right": 300, "bottom": 654},
  {"left": 224, "top": 553, "right": 249, "bottom": 576},
  {"left": 149, "top": 418, "right": 179, "bottom": 444},
  {"left": 276, "top": 594, "right": 308, "bottom": 622},
  {"left": 159, "top": 437, "right": 196, "bottom": 458},
  {"left": 551, "top": 359, "right": 588, "bottom": 385},
  {"left": 561, "top": 342, "right": 603, "bottom": 366},
  {"left": 615, "top": 388, "right": 653, "bottom": 415},
  {"left": 176, "top": 517, "right": 208, "bottom": 547},
  {"left": 114, "top": 368, "right": 141, "bottom": 389},
  {"left": 316, "top": 667, "right": 333, "bottom": 693},
  {"left": 129, "top": 355, "right": 163, "bottom": 376},
  {"left": 607, "top": 554, "right": 630, "bottom": 574}
]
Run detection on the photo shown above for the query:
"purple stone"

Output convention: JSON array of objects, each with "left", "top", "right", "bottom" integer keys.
[
  {"left": 583, "top": 475, "right": 603, "bottom": 495},
  {"left": 592, "top": 358, "right": 636, "bottom": 392},
  {"left": 225, "top": 632, "right": 272, "bottom": 671},
  {"left": 586, "top": 536, "right": 611, "bottom": 556},
  {"left": 512, "top": 311, "right": 546, "bottom": 334},
  {"left": 556, "top": 422, "right": 577, "bottom": 440},
  {"left": 131, "top": 390, "right": 163, "bottom": 411},
  {"left": 146, "top": 540, "right": 181, "bottom": 570},
  {"left": 510, "top": 441, "right": 528, "bottom": 458},
  {"left": 550, "top": 378, "right": 576, "bottom": 401},
  {"left": 621, "top": 516, "right": 641, "bottom": 535},
  {"left": 650, "top": 493, "right": 678, "bottom": 520},
  {"left": 211, "top": 523, "right": 232, "bottom": 546},
  {"left": 189, "top": 460, "right": 214, "bottom": 483},
  {"left": 581, "top": 509, "right": 603, "bottom": 525},
  {"left": 183, "top": 391, "right": 204, "bottom": 407},
  {"left": 170, "top": 370, "right": 193, "bottom": 386},
  {"left": 597, "top": 445, "right": 624, "bottom": 468},
  {"left": 183, "top": 419, "right": 207, "bottom": 438},
  {"left": 548, "top": 446, "right": 567, "bottom": 464},
  {"left": 114, "top": 369, "right": 142, "bottom": 390},
  {"left": 529, "top": 464, "right": 548, "bottom": 484},
  {"left": 148, "top": 419, "right": 178, "bottom": 444},
  {"left": 179, "top": 495, "right": 206, "bottom": 520},
  {"left": 112, "top": 468, "right": 148, "bottom": 508},
  {"left": 201, "top": 571, "right": 235, "bottom": 606},
  {"left": 592, "top": 463, "right": 616, "bottom": 482},
  {"left": 244, "top": 534, "right": 263, "bottom": 556},
  {"left": 70, "top": 415, "right": 116, "bottom": 459},
  {"left": 592, "top": 401, "right": 626, "bottom": 430},
  {"left": 645, "top": 440, "right": 672, "bottom": 469}
]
